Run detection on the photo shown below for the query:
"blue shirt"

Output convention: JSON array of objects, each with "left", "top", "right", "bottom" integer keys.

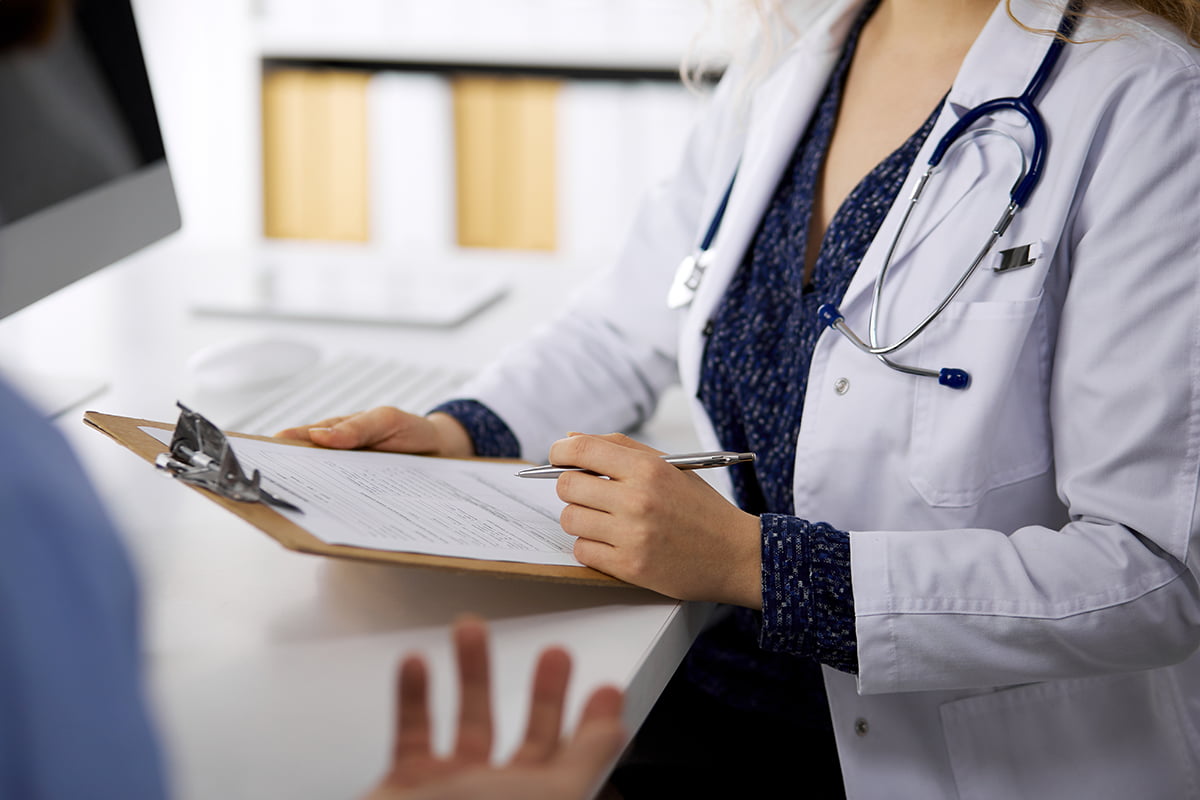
[{"left": 0, "top": 380, "right": 167, "bottom": 799}]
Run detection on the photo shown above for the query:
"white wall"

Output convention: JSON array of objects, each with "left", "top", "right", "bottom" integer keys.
[{"left": 132, "top": 0, "right": 260, "bottom": 247}]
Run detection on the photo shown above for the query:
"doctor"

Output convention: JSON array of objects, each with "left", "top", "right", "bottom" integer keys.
[{"left": 281, "top": 0, "right": 1200, "bottom": 796}]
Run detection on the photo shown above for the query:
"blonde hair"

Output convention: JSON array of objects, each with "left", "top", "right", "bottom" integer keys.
[
  {"left": 680, "top": 0, "right": 806, "bottom": 91},
  {"left": 997, "top": 0, "right": 1200, "bottom": 46},
  {"left": 1066, "top": 0, "right": 1200, "bottom": 43},
  {"left": 698, "top": 0, "right": 1200, "bottom": 80}
]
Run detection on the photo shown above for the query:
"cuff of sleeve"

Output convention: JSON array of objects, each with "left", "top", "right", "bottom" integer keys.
[
  {"left": 760, "top": 514, "right": 858, "bottom": 674},
  {"left": 429, "top": 399, "right": 521, "bottom": 459}
]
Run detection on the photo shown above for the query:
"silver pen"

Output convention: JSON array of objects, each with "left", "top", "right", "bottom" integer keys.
[{"left": 516, "top": 450, "right": 756, "bottom": 479}]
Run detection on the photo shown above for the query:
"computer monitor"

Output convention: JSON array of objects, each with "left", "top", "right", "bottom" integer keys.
[
  {"left": 0, "top": 0, "right": 180, "bottom": 412},
  {"left": 0, "top": 0, "right": 180, "bottom": 319}
]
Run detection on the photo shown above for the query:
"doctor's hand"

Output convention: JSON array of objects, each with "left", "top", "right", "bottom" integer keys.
[
  {"left": 274, "top": 408, "right": 474, "bottom": 458},
  {"left": 551, "top": 433, "right": 763, "bottom": 608},
  {"left": 364, "top": 617, "right": 626, "bottom": 800}
]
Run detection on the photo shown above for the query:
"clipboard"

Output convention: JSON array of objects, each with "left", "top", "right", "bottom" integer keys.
[{"left": 83, "top": 410, "right": 622, "bottom": 587}]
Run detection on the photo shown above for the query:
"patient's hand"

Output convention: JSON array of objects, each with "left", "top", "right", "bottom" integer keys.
[
  {"left": 275, "top": 408, "right": 474, "bottom": 458},
  {"left": 365, "top": 617, "right": 626, "bottom": 800}
]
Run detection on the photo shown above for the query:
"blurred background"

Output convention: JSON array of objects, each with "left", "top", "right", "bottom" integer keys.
[{"left": 132, "top": 0, "right": 738, "bottom": 267}]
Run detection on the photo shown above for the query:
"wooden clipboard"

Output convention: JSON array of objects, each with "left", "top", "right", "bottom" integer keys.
[{"left": 83, "top": 411, "right": 622, "bottom": 587}]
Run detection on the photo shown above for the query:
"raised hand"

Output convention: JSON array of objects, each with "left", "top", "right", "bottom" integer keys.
[{"left": 365, "top": 617, "right": 626, "bottom": 800}]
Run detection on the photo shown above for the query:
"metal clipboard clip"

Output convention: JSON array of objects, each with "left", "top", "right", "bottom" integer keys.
[{"left": 155, "top": 402, "right": 302, "bottom": 513}]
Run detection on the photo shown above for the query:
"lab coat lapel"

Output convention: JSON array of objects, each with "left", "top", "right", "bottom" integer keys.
[
  {"left": 834, "top": 0, "right": 1066, "bottom": 322},
  {"left": 679, "top": 0, "right": 861, "bottom": 393}
]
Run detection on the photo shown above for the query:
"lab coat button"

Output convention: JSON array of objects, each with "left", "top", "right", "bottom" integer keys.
[
  {"left": 854, "top": 718, "right": 869, "bottom": 737},
  {"left": 834, "top": 377, "right": 850, "bottom": 395}
]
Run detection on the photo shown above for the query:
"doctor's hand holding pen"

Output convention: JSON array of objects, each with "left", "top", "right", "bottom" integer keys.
[
  {"left": 365, "top": 616, "right": 626, "bottom": 800},
  {"left": 546, "top": 432, "right": 763, "bottom": 606},
  {"left": 276, "top": 411, "right": 763, "bottom": 603}
]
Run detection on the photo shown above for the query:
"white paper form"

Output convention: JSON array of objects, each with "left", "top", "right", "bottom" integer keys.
[{"left": 146, "top": 429, "right": 579, "bottom": 566}]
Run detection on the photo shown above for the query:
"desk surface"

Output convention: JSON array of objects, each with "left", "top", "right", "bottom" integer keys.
[{"left": 0, "top": 238, "right": 707, "bottom": 799}]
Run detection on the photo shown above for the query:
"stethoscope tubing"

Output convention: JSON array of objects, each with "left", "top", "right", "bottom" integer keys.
[
  {"left": 926, "top": 10, "right": 1074, "bottom": 208},
  {"left": 670, "top": 2, "right": 1083, "bottom": 389},
  {"left": 819, "top": 2, "right": 1082, "bottom": 388}
]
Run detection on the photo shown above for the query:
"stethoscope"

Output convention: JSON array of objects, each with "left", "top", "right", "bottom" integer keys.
[{"left": 667, "top": 3, "right": 1081, "bottom": 390}]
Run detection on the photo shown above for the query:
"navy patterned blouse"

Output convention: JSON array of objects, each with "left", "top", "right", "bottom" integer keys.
[{"left": 434, "top": 0, "right": 940, "bottom": 724}]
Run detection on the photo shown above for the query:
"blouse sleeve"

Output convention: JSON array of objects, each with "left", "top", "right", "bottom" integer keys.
[
  {"left": 760, "top": 514, "right": 859, "bottom": 674},
  {"left": 430, "top": 398, "right": 522, "bottom": 459}
]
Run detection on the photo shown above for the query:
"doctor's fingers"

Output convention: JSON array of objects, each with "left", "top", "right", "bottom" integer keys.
[
  {"left": 311, "top": 406, "right": 442, "bottom": 453},
  {"left": 549, "top": 434, "right": 668, "bottom": 483},
  {"left": 273, "top": 414, "right": 351, "bottom": 441},
  {"left": 558, "top": 488, "right": 700, "bottom": 555},
  {"left": 554, "top": 470, "right": 621, "bottom": 516},
  {"left": 554, "top": 466, "right": 698, "bottom": 524},
  {"left": 559, "top": 501, "right": 622, "bottom": 547},
  {"left": 575, "top": 431, "right": 664, "bottom": 456},
  {"left": 569, "top": 522, "right": 677, "bottom": 596}
]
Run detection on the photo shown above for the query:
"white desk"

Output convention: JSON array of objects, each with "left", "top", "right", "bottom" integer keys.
[{"left": 0, "top": 238, "right": 709, "bottom": 799}]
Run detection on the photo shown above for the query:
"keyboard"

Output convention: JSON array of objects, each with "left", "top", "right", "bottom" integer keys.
[{"left": 226, "top": 353, "right": 473, "bottom": 437}]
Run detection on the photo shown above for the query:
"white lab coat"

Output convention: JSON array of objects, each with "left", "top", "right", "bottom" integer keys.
[{"left": 463, "top": 0, "right": 1200, "bottom": 796}]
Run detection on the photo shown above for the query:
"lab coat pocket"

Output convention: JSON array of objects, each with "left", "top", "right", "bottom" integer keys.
[
  {"left": 940, "top": 673, "right": 1198, "bottom": 800},
  {"left": 909, "top": 295, "right": 1051, "bottom": 507}
]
